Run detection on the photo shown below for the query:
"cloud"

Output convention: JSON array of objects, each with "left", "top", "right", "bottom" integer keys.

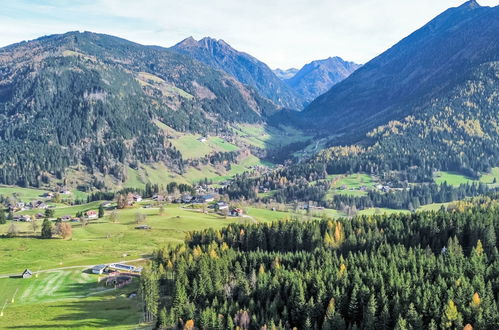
[{"left": 1, "top": 0, "right": 498, "bottom": 68}]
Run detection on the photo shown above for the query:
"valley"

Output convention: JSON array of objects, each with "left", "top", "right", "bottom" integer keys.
[{"left": 0, "top": 0, "right": 498, "bottom": 329}]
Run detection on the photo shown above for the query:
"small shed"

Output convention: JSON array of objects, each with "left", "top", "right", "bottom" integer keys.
[{"left": 22, "top": 269, "right": 33, "bottom": 278}]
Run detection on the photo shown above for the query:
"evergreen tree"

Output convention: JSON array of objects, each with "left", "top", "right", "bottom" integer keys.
[{"left": 41, "top": 218, "right": 52, "bottom": 239}]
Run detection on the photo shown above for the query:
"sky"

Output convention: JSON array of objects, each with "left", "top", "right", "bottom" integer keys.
[{"left": 1, "top": 0, "right": 498, "bottom": 69}]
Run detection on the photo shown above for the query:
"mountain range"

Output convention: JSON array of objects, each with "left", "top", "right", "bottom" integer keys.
[
  {"left": 0, "top": 0, "right": 496, "bottom": 189},
  {"left": 297, "top": 0, "right": 498, "bottom": 141},
  {"left": 283, "top": 57, "right": 361, "bottom": 102},
  {"left": 171, "top": 37, "right": 305, "bottom": 109}
]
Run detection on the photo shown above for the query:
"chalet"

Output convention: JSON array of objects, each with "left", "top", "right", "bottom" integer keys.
[
  {"left": 126, "top": 193, "right": 142, "bottom": 205},
  {"left": 215, "top": 201, "right": 229, "bottom": 210},
  {"left": 86, "top": 210, "right": 98, "bottom": 219},
  {"left": 181, "top": 195, "right": 193, "bottom": 203},
  {"left": 193, "top": 194, "right": 215, "bottom": 204},
  {"left": 61, "top": 215, "right": 72, "bottom": 221},
  {"left": 152, "top": 194, "right": 166, "bottom": 202},
  {"left": 22, "top": 215, "right": 32, "bottom": 222},
  {"left": 22, "top": 269, "right": 33, "bottom": 278},
  {"left": 92, "top": 264, "right": 107, "bottom": 274},
  {"left": 231, "top": 208, "right": 243, "bottom": 217}
]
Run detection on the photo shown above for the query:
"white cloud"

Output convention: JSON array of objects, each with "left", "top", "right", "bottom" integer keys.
[{"left": 0, "top": 0, "right": 497, "bottom": 68}]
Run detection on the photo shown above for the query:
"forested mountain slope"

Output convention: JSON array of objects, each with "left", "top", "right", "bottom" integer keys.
[
  {"left": 0, "top": 31, "right": 279, "bottom": 186},
  {"left": 171, "top": 37, "right": 306, "bottom": 110},
  {"left": 285, "top": 57, "right": 360, "bottom": 103},
  {"left": 293, "top": 0, "right": 498, "bottom": 136},
  {"left": 278, "top": 1, "right": 499, "bottom": 179}
]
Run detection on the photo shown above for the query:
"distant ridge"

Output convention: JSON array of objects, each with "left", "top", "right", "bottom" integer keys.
[{"left": 172, "top": 37, "right": 306, "bottom": 109}]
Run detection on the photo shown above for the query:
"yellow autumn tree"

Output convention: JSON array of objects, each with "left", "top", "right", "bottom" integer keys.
[
  {"left": 442, "top": 300, "right": 462, "bottom": 329},
  {"left": 471, "top": 292, "right": 481, "bottom": 308},
  {"left": 184, "top": 319, "right": 195, "bottom": 330}
]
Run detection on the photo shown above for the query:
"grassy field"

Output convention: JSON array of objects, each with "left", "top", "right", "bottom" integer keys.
[
  {"left": 434, "top": 167, "right": 499, "bottom": 186},
  {"left": 0, "top": 186, "right": 49, "bottom": 200},
  {"left": 0, "top": 269, "right": 142, "bottom": 329},
  {"left": 232, "top": 124, "right": 311, "bottom": 149},
  {"left": 170, "top": 134, "right": 240, "bottom": 160},
  {"left": 325, "top": 173, "right": 377, "bottom": 199},
  {"left": 183, "top": 154, "right": 271, "bottom": 184}
]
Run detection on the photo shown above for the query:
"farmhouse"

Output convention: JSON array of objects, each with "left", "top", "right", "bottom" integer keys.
[
  {"left": 231, "top": 208, "right": 243, "bottom": 217},
  {"left": 92, "top": 264, "right": 107, "bottom": 274},
  {"left": 61, "top": 215, "right": 72, "bottom": 221},
  {"left": 194, "top": 194, "right": 215, "bottom": 204},
  {"left": 181, "top": 194, "right": 193, "bottom": 203},
  {"left": 214, "top": 201, "right": 229, "bottom": 210},
  {"left": 22, "top": 269, "right": 33, "bottom": 278},
  {"left": 86, "top": 210, "right": 98, "bottom": 219}
]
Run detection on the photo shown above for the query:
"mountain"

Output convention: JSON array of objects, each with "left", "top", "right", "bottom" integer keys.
[
  {"left": 171, "top": 37, "right": 306, "bottom": 109},
  {"left": 0, "top": 31, "right": 280, "bottom": 187},
  {"left": 285, "top": 57, "right": 360, "bottom": 102},
  {"left": 283, "top": 0, "right": 499, "bottom": 180},
  {"left": 273, "top": 68, "right": 298, "bottom": 80},
  {"left": 298, "top": 1, "right": 498, "bottom": 140}
]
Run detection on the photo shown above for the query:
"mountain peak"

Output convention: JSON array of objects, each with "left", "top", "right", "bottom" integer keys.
[{"left": 461, "top": 0, "right": 481, "bottom": 9}]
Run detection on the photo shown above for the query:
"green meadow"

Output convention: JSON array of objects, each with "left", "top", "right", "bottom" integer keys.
[
  {"left": 434, "top": 167, "right": 499, "bottom": 186},
  {"left": 0, "top": 270, "right": 142, "bottom": 329}
]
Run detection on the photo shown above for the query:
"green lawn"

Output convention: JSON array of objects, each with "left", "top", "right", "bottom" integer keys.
[
  {"left": 0, "top": 270, "right": 141, "bottom": 329},
  {"left": 232, "top": 124, "right": 311, "bottom": 149},
  {"left": 434, "top": 168, "right": 499, "bottom": 186},
  {"left": 325, "top": 173, "right": 377, "bottom": 199},
  {"left": 0, "top": 186, "right": 49, "bottom": 200}
]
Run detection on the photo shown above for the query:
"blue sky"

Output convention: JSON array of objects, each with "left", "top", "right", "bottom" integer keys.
[{"left": 1, "top": 0, "right": 497, "bottom": 68}]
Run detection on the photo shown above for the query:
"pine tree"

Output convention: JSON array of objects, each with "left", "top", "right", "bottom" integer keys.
[
  {"left": 0, "top": 211, "right": 6, "bottom": 224},
  {"left": 41, "top": 218, "right": 52, "bottom": 238},
  {"left": 98, "top": 204, "right": 104, "bottom": 218}
]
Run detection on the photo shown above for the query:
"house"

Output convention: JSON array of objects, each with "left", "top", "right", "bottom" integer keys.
[
  {"left": 135, "top": 225, "right": 152, "bottom": 230},
  {"left": 61, "top": 215, "right": 72, "bottom": 221},
  {"left": 86, "top": 210, "right": 98, "bottom": 219},
  {"left": 152, "top": 194, "right": 166, "bottom": 202},
  {"left": 35, "top": 213, "right": 44, "bottom": 219},
  {"left": 126, "top": 193, "right": 142, "bottom": 205},
  {"left": 92, "top": 264, "right": 107, "bottom": 275},
  {"left": 22, "top": 269, "right": 33, "bottom": 278},
  {"left": 44, "top": 192, "right": 55, "bottom": 198},
  {"left": 215, "top": 201, "right": 229, "bottom": 211},
  {"left": 194, "top": 194, "right": 215, "bottom": 204},
  {"left": 231, "top": 208, "right": 243, "bottom": 217},
  {"left": 198, "top": 137, "right": 207, "bottom": 143},
  {"left": 22, "top": 215, "right": 32, "bottom": 222},
  {"left": 181, "top": 195, "right": 193, "bottom": 203}
]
